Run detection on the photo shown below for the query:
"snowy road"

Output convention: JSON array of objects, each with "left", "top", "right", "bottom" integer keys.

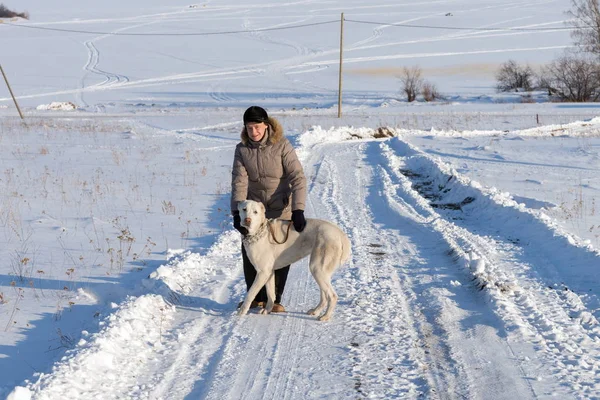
[{"left": 14, "top": 124, "right": 600, "bottom": 400}]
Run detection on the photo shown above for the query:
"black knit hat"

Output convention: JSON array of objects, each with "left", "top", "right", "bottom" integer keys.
[{"left": 243, "top": 106, "right": 269, "bottom": 125}]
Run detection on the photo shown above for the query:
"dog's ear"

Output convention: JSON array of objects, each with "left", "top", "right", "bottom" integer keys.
[
  {"left": 238, "top": 200, "right": 247, "bottom": 214},
  {"left": 260, "top": 202, "right": 265, "bottom": 215}
]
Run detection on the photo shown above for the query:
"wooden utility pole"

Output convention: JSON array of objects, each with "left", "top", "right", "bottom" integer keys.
[
  {"left": 0, "top": 64, "right": 24, "bottom": 120},
  {"left": 337, "top": 13, "right": 344, "bottom": 118}
]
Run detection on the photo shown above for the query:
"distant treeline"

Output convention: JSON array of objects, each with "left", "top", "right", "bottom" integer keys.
[{"left": 0, "top": 4, "right": 29, "bottom": 19}]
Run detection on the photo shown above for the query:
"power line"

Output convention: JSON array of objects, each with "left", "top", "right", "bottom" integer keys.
[
  {"left": 1, "top": 16, "right": 575, "bottom": 37},
  {"left": 1, "top": 19, "right": 339, "bottom": 36},
  {"left": 345, "top": 18, "right": 574, "bottom": 32}
]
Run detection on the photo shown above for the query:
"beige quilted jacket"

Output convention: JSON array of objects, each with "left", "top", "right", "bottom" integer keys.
[{"left": 230, "top": 117, "right": 306, "bottom": 219}]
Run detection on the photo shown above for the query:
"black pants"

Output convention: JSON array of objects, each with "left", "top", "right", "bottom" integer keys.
[{"left": 242, "top": 245, "right": 290, "bottom": 304}]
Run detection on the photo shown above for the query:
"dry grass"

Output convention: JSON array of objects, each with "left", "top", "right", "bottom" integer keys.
[
  {"left": 0, "top": 116, "right": 215, "bottom": 335},
  {"left": 161, "top": 200, "right": 176, "bottom": 215}
]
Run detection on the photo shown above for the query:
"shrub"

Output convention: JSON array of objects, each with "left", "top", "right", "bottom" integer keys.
[
  {"left": 0, "top": 4, "right": 29, "bottom": 19},
  {"left": 422, "top": 81, "right": 443, "bottom": 102},
  {"left": 496, "top": 60, "right": 534, "bottom": 92},
  {"left": 539, "top": 53, "right": 600, "bottom": 102}
]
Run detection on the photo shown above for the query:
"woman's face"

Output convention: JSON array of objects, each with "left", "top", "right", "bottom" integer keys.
[{"left": 246, "top": 122, "right": 267, "bottom": 142}]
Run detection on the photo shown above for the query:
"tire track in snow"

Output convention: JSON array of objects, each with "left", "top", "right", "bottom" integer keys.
[
  {"left": 300, "top": 133, "right": 540, "bottom": 399},
  {"left": 5, "top": 62, "right": 265, "bottom": 103},
  {"left": 83, "top": 41, "right": 130, "bottom": 88},
  {"left": 141, "top": 310, "right": 235, "bottom": 399},
  {"left": 299, "top": 141, "right": 441, "bottom": 398},
  {"left": 207, "top": 82, "right": 236, "bottom": 104},
  {"left": 383, "top": 136, "right": 600, "bottom": 398},
  {"left": 77, "top": 18, "right": 164, "bottom": 107},
  {"left": 373, "top": 141, "right": 534, "bottom": 399},
  {"left": 200, "top": 276, "right": 321, "bottom": 400}
]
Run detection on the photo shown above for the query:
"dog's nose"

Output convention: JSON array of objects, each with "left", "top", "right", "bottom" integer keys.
[{"left": 244, "top": 218, "right": 251, "bottom": 225}]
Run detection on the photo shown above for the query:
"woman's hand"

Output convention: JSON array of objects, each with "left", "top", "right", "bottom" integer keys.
[{"left": 291, "top": 210, "right": 306, "bottom": 232}]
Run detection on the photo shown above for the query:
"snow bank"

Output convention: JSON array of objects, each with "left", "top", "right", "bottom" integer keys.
[
  {"left": 13, "top": 295, "right": 175, "bottom": 399},
  {"left": 142, "top": 230, "right": 240, "bottom": 298},
  {"left": 383, "top": 136, "right": 600, "bottom": 311},
  {"left": 9, "top": 231, "right": 241, "bottom": 399}
]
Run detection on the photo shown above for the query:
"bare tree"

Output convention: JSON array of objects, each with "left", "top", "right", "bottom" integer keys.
[
  {"left": 495, "top": 60, "right": 534, "bottom": 92},
  {"left": 540, "top": 52, "right": 600, "bottom": 102},
  {"left": 569, "top": 0, "right": 600, "bottom": 55},
  {"left": 399, "top": 66, "right": 423, "bottom": 102}
]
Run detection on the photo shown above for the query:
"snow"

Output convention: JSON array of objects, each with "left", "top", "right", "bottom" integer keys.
[
  {"left": 35, "top": 102, "right": 77, "bottom": 111},
  {"left": 2, "top": 0, "right": 600, "bottom": 399}
]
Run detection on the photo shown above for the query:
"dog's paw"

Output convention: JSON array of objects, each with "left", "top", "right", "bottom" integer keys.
[
  {"left": 307, "top": 307, "right": 324, "bottom": 316},
  {"left": 259, "top": 308, "right": 269, "bottom": 315},
  {"left": 238, "top": 308, "right": 248, "bottom": 316},
  {"left": 317, "top": 314, "right": 331, "bottom": 322}
]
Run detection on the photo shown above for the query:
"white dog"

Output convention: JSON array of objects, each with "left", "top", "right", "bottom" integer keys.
[{"left": 237, "top": 200, "right": 351, "bottom": 321}]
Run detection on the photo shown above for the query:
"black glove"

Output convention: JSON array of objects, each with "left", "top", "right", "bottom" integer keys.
[
  {"left": 233, "top": 212, "right": 248, "bottom": 235},
  {"left": 291, "top": 210, "right": 306, "bottom": 232}
]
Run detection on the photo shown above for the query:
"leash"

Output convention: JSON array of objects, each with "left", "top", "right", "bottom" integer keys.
[{"left": 268, "top": 220, "right": 292, "bottom": 244}]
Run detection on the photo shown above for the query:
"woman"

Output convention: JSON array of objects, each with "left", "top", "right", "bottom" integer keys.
[{"left": 231, "top": 106, "right": 307, "bottom": 312}]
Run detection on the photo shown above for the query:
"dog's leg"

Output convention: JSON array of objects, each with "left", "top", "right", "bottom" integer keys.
[
  {"left": 307, "top": 287, "right": 326, "bottom": 317},
  {"left": 238, "top": 270, "right": 272, "bottom": 316},
  {"left": 307, "top": 247, "right": 329, "bottom": 319},
  {"left": 260, "top": 273, "right": 276, "bottom": 315},
  {"left": 318, "top": 281, "right": 338, "bottom": 322},
  {"left": 309, "top": 247, "right": 339, "bottom": 321},
  {"left": 307, "top": 289, "right": 326, "bottom": 316},
  {"left": 312, "top": 271, "right": 337, "bottom": 321}
]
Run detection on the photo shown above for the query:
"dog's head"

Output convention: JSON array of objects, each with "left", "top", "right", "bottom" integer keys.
[{"left": 238, "top": 200, "right": 267, "bottom": 235}]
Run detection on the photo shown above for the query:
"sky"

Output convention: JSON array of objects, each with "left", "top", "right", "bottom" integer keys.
[{"left": 1, "top": 1, "right": 600, "bottom": 399}]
